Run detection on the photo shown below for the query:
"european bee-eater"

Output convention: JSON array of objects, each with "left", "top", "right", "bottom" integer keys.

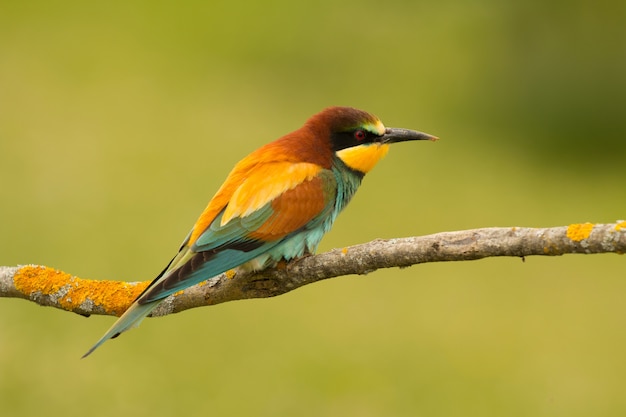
[{"left": 83, "top": 106, "right": 437, "bottom": 357}]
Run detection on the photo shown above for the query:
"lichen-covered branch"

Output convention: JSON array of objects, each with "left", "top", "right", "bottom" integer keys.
[{"left": 1, "top": 222, "right": 624, "bottom": 318}]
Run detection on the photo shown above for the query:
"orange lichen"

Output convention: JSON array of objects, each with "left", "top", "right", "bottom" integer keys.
[
  {"left": 341, "top": 247, "right": 348, "bottom": 255},
  {"left": 225, "top": 269, "right": 236, "bottom": 279},
  {"left": 566, "top": 223, "right": 594, "bottom": 242},
  {"left": 542, "top": 244, "right": 560, "bottom": 255},
  {"left": 615, "top": 221, "right": 626, "bottom": 231},
  {"left": 13, "top": 265, "right": 149, "bottom": 317}
]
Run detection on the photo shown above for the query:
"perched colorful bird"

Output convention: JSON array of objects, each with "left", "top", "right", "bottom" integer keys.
[{"left": 83, "top": 106, "right": 437, "bottom": 357}]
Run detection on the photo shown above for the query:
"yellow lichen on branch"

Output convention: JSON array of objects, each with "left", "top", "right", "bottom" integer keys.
[
  {"left": 1, "top": 223, "right": 625, "bottom": 319},
  {"left": 566, "top": 223, "right": 594, "bottom": 242},
  {"left": 13, "top": 265, "right": 148, "bottom": 316}
]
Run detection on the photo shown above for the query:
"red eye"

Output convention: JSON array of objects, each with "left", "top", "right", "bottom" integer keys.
[{"left": 354, "top": 130, "right": 366, "bottom": 141}]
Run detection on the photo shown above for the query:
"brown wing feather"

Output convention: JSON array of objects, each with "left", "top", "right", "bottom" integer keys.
[{"left": 248, "top": 176, "right": 328, "bottom": 241}]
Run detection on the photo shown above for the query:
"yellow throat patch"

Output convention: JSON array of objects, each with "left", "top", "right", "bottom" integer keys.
[{"left": 336, "top": 143, "right": 390, "bottom": 174}]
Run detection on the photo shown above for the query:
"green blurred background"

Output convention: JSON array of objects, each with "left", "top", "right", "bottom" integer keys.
[{"left": 1, "top": 1, "right": 625, "bottom": 416}]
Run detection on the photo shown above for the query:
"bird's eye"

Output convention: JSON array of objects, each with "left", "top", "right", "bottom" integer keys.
[{"left": 354, "top": 130, "right": 367, "bottom": 141}]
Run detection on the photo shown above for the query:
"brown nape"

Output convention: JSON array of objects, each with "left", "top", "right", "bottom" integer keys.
[
  {"left": 306, "top": 106, "right": 379, "bottom": 133},
  {"left": 236, "top": 107, "right": 380, "bottom": 171}
]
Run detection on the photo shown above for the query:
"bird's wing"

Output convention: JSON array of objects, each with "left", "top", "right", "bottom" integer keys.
[
  {"left": 138, "top": 163, "right": 337, "bottom": 304},
  {"left": 186, "top": 161, "right": 322, "bottom": 246},
  {"left": 82, "top": 163, "right": 337, "bottom": 357}
]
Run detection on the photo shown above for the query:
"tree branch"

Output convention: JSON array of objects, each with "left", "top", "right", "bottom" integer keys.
[{"left": 2, "top": 222, "right": 624, "bottom": 318}]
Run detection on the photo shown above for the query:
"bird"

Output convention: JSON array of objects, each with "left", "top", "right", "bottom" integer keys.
[{"left": 82, "top": 106, "right": 437, "bottom": 357}]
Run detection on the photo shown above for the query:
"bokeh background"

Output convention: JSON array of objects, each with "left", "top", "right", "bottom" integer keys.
[{"left": 1, "top": 1, "right": 625, "bottom": 416}]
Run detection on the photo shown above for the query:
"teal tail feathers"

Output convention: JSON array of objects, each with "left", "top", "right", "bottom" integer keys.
[{"left": 81, "top": 300, "right": 159, "bottom": 358}]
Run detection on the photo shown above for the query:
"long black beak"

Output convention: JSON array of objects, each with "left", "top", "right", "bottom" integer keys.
[{"left": 381, "top": 127, "right": 438, "bottom": 144}]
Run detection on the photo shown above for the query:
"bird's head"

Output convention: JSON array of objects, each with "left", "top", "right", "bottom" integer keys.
[{"left": 306, "top": 106, "right": 438, "bottom": 174}]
